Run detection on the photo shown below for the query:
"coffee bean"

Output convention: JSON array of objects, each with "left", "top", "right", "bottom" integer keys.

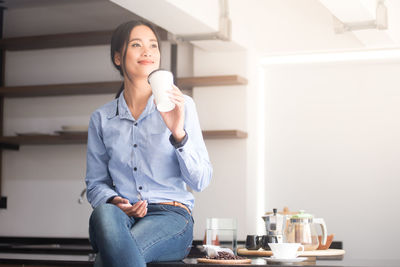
[{"left": 205, "top": 251, "right": 247, "bottom": 260}]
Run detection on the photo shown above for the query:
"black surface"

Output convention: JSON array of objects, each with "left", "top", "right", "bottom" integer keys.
[
  {"left": 0, "top": 237, "right": 342, "bottom": 255},
  {"left": 0, "top": 196, "right": 6, "bottom": 209},
  {"left": 0, "top": 236, "right": 91, "bottom": 245},
  {"left": 0, "top": 258, "right": 93, "bottom": 266},
  {"left": 0, "top": 236, "right": 93, "bottom": 255},
  {"left": 0, "top": 143, "right": 19, "bottom": 150}
]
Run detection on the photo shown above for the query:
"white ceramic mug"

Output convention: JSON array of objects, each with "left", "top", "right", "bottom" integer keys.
[
  {"left": 148, "top": 69, "right": 175, "bottom": 112},
  {"left": 268, "top": 243, "right": 304, "bottom": 259}
]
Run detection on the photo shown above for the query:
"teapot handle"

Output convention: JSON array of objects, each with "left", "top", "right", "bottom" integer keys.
[{"left": 313, "top": 218, "right": 327, "bottom": 245}]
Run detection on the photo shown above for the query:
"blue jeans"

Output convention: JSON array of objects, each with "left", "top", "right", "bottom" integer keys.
[{"left": 89, "top": 203, "right": 194, "bottom": 267}]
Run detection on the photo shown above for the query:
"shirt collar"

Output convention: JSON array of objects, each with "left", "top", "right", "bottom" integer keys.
[{"left": 107, "top": 90, "right": 156, "bottom": 121}]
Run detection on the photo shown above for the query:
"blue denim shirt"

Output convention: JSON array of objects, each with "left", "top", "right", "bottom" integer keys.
[{"left": 85, "top": 92, "right": 212, "bottom": 211}]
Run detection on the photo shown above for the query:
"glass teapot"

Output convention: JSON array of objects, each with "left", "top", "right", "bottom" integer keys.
[{"left": 284, "top": 210, "right": 327, "bottom": 251}]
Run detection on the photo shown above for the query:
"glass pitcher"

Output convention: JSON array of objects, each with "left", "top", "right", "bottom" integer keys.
[{"left": 284, "top": 210, "right": 327, "bottom": 251}]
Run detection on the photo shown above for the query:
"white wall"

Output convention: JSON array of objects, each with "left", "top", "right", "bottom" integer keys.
[
  {"left": 190, "top": 49, "right": 248, "bottom": 240},
  {"left": 262, "top": 56, "right": 400, "bottom": 259}
]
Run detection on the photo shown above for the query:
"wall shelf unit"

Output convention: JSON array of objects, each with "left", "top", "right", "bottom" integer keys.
[
  {"left": 0, "top": 29, "right": 249, "bottom": 208},
  {"left": 0, "top": 31, "right": 249, "bottom": 143}
]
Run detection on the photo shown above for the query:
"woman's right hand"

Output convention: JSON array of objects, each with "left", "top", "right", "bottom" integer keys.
[{"left": 110, "top": 196, "right": 148, "bottom": 217}]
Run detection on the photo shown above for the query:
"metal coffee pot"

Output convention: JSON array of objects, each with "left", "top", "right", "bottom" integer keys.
[
  {"left": 261, "top": 208, "right": 287, "bottom": 249},
  {"left": 285, "top": 210, "right": 327, "bottom": 251}
]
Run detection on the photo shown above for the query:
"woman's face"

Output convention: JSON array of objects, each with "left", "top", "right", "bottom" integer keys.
[{"left": 117, "top": 25, "right": 161, "bottom": 79}]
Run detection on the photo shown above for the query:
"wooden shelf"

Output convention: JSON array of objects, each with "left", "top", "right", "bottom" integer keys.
[
  {"left": 0, "top": 31, "right": 114, "bottom": 51},
  {"left": 202, "top": 130, "right": 248, "bottom": 139},
  {"left": 0, "top": 134, "right": 87, "bottom": 149},
  {"left": 0, "top": 75, "right": 247, "bottom": 97},
  {"left": 176, "top": 75, "right": 247, "bottom": 88},
  {"left": 0, "top": 81, "right": 122, "bottom": 97},
  {"left": 0, "top": 130, "right": 247, "bottom": 149}
]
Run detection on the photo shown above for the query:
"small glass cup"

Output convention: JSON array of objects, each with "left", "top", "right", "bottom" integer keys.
[{"left": 205, "top": 218, "right": 238, "bottom": 255}]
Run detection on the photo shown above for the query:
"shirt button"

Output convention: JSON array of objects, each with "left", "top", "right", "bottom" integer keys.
[
  {"left": 134, "top": 167, "right": 137, "bottom": 171},
  {"left": 134, "top": 122, "right": 138, "bottom": 126},
  {"left": 133, "top": 144, "right": 137, "bottom": 148},
  {"left": 179, "top": 148, "right": 183, "bottom": 152},
  {"left": 138, "top": 186, "right": 143, "bottom": 190}
]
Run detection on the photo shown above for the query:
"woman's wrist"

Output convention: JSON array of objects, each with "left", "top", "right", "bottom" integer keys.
[
  {"left": 172, "top": 129, "right": 186, "bottom": 143},
  {"left": 107, "top": 195, "right": 117, "bottom": 204}
]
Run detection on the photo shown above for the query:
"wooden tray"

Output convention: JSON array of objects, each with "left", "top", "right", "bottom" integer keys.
[
  {"left": 237, "top": 248, "right": 345, "bottom": 257},
  {"left": 197, "top": 258, "right": 251, "bottom": 264}
]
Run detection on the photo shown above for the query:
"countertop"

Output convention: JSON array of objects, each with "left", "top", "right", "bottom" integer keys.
[{"left": 1, "top": 237, "right": 397, "bottom": 267}]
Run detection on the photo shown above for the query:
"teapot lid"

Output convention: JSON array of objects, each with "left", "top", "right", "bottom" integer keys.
[{"left": 291, "top": 210, "right": 313, "bottom": 219}]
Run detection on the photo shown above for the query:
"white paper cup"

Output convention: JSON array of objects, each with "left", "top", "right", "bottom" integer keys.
[
  {"left": 268, "top": 243, "right": 304, "bottom": 259},
  {"left": 148, "top": 69, "right": 175, "bottom": 112}
]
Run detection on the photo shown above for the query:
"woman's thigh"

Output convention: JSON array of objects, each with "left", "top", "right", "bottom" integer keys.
[{"left": 131, "top": 204, "right": 194, "bottom": 262}]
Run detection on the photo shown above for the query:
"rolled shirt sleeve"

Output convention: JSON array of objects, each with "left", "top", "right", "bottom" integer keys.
[
  {"left": 85, "top": 112, "right": 118, "bottom": 208},
  {"left": 173, "top": 96, "right": 213, "bottom": 192}
]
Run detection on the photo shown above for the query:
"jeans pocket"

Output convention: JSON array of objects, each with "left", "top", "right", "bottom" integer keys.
[{"left": 159, "top": 204, "right": 192, "bottom": 222}]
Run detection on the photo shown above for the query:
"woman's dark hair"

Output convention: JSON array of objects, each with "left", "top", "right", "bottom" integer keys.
[{"left": 111, "top": 20, "right": 161, "bottom": 98}]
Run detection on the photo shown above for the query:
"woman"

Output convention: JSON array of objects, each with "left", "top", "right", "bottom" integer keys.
[{"left": 85, "top": 20, "right": 213, "bottom": 267}]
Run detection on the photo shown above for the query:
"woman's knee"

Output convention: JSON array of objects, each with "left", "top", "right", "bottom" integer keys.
[
  {"left": 91, "top": 203, "right": 120, "bottom": 220},
  {"left": 89, "top": 204, "right": 127, "bottom": 233}
]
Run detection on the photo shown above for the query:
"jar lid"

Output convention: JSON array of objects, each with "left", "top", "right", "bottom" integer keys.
[{"left": 291, "top": 210, "right": 313, "bottom": 219}]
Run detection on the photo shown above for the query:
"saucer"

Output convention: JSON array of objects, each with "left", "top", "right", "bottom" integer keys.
[{"left": 264, "top": 257, "right": 307, "bottom": 263}]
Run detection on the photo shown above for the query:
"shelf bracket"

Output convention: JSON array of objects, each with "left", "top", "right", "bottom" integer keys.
[{"left": 173, "top": 0, "right": 231, "bottom": 42}]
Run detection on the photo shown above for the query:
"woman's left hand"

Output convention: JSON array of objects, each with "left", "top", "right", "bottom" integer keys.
[{"left": 159, "top": 84, "right": 186, "bottom": 142}]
